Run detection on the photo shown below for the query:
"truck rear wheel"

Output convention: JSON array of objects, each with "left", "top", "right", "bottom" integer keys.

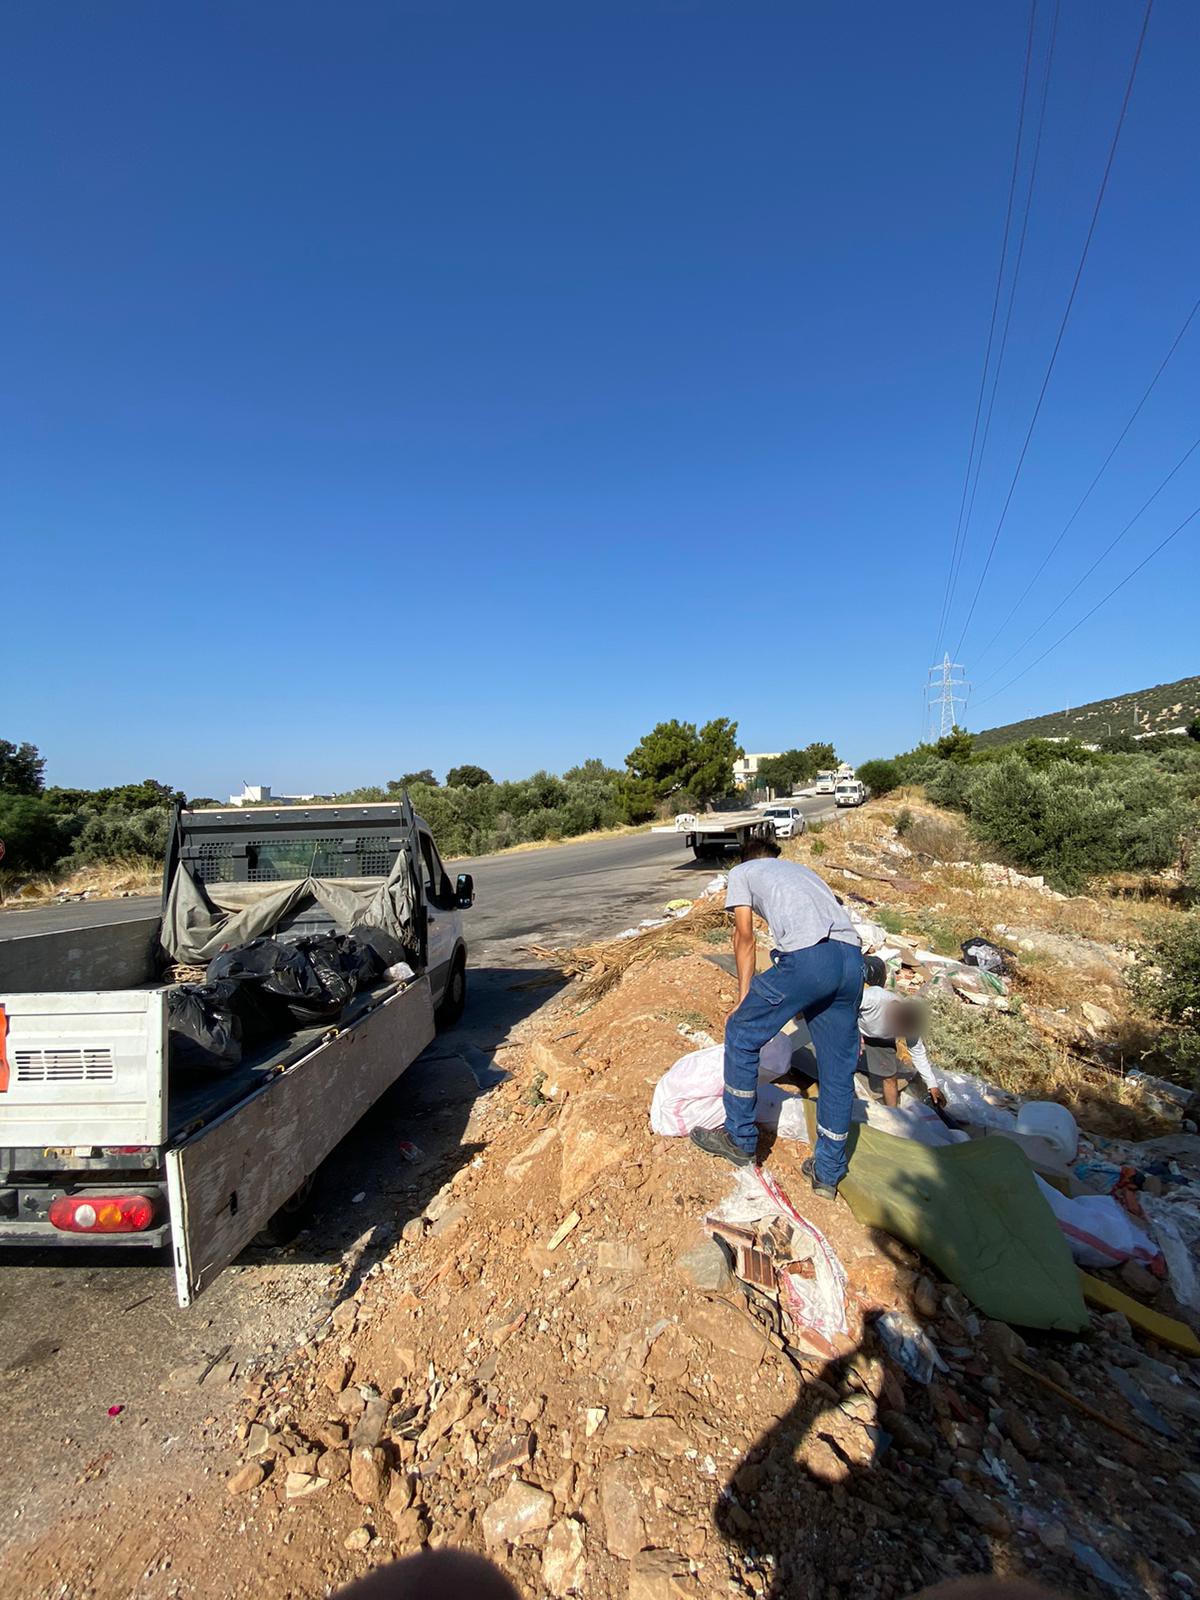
[{"left": 258, "top": 1175, "right": 316, "bottom": 1246}]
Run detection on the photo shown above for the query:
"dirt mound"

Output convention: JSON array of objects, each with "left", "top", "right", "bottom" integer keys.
[{"left": 196, "top": 948, "right": 1200, "bottom": 1599}]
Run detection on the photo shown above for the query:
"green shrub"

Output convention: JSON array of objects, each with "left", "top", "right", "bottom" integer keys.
[
  {"left": 856, "top": 758, "right": 900, "bottom": 796},
  {"left": 66, "top": 806, "right": 171, "bottom": 867},
  {"left": 809, "top": 837, "right": 826, "bottom": 856},
  {"left": 0, "top": 793, "right": 74, "bottom": 871},
  {"left": 895, "top": 807, "right": 913, "bottom": 835},
  {"left": 1129, "top": 914, "right": 1200, "bottom": 1082},
  {"left": 963, "top": 758, "right": 1124, "bottom": 892}
]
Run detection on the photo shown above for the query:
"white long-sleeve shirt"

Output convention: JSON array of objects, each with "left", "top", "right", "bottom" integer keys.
[{"left": 858, "top": 985, "right": 939, "bottom": 1090}]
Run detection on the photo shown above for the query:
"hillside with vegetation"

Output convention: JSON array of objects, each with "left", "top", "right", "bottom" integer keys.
[{"left": 975, "top": 673, "right": 1200, "bottom": 749}]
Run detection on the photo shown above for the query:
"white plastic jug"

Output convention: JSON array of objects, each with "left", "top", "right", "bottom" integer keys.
[{"left": 1015, "top": 1101, "right": 1079, "bottom": 1163}]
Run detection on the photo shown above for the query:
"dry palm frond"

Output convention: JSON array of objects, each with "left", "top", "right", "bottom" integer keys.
[
  {"left": 167, "top": 963, "right": 208, "bottom": 986},
  {"left": 526, "top": 899, "right": 730, "bottom": 1003}
]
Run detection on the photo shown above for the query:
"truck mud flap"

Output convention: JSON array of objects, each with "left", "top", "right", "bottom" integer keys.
[{"left": 165, "top": 977, "right": 435, "bottom": 1306}]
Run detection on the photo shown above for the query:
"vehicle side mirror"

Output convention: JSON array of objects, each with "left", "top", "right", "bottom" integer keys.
[{"left": 456, "top": 873, "right": 475, "bottom": 908}]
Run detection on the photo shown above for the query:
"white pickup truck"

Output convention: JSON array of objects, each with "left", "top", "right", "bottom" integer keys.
[{"left": 0, "top": 799, "right": 472, "bottom": 1305}]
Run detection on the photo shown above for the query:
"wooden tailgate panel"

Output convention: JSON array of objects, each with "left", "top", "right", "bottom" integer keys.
[{"left": 166, "top": 978, "right": 435, "bottom": 1305}]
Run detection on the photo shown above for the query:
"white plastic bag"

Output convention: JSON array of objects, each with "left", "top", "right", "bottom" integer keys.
[
  {"left": 649, "top": 1033, "right": 793, "bottom": 1136},
  {"left": 1034, "top": 1177, "right": 1161, "bottom": 1269}
]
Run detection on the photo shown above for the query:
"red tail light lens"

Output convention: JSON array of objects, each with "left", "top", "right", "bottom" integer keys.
[{"left": 49, "top": 1194, "right": 156, "bottom": 1233}]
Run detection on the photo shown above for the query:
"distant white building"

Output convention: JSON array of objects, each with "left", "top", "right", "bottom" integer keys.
[
  {"left": 733, "top": 752, "right": 782, "bottom": 788},
  {"left": 226, "top": 783, "right": 322, "bottom": 807}
]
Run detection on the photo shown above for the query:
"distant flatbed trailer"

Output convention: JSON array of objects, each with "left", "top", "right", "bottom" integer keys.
[{"left": 684, "top": 812, "right": 777, "bottom": 861}]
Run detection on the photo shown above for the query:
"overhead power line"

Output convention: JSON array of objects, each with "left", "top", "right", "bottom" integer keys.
[
  {"left": 974, "top": 292, "right": 1200, "bottom": 664},
  {"left": 949, "top": 0, "right": 1155, "bottom": 663},
  {"left": 978, "top": 427, "right": 1200, "bottom": 686},
  {"left": 973, "top": 499, "right": 1200, "bottom": 709},
  {"left": 930, "top": 0, "right": 1040, "bottom": 666},
  {"left": 949, "top": 0, "right": 1061, "bottom": 637}
]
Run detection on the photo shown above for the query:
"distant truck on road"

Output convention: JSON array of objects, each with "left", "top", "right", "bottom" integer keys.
[
  {"left": 835, "top": 779, "right": 867, "bottom": 807},
  {"left": 684, "top": 810, "right": 778, "bottom": 861},
  {"left": 815, "top": 770, "right": 836, "bottom": 795},
  {"left": 0, "top": 799, "right": 472, "bottom": 1305}
]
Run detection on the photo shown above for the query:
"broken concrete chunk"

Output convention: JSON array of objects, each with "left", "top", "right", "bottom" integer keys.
[
  {"left": 628, "top": 1548, "right": 698, "bottom": 1599},
  {"left": 284, "top": 1471, "right": 329, "bottom": 1501},
  {"left": 351, "top": 1395, "right": 391, "bottom": 1450},
  {"left": 600, "top": 1458, "right": 647, "bottom": 1559},
  {"left": 542, "top": 1517, "right": 587, "bottom": 1596},
  {"left": 605, "top": 1417, "right": 691, "bottom": 1455},
  {"left": 481, "top": 1478, "right": 555, "bottom": 1548},
  {"left": 676, "top": 1236, "right": 733, "bottom": 1292},
  {"left": 597, "top": 1241, "right": 646, "bottom": 1276}
]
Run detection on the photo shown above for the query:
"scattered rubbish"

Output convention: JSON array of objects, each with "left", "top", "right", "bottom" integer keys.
[
  {"left": 650, "top": 1034, "right": 793, "bottom": 1136},
  {"left": 664, "top": 898, "right": 693, "bottom": 913},
  {"left": 547, "top": 1212, "right": 581, "bottom": 1251},
  {"left": 1105, "top": 1363, "right": 1179, "bottom": 1439},
  {"left": 960, "top": 937, "right": 1013, "bottom": 976},
  {"left": 396, "top": 1140, "right": 423, "bottom": 1162},
  {"left": 1071, "top": 1539, "right": 1133, "bottom": 1593},
  {"left": 351, "top": 1192, "right": 366, "bottom": 1204},
  {"left": 1016, "top": 1101, "right": 1079, "bottom": 1162},
  {"left": 1080, "top": 1273, "right": 1200, "bottom": 1355},
  {"left": 1035, "top": 1179, "right": 1160, "bottom": 1270},
  {"left": 1008, "top": 1356, "right": 1145, "bottom": 1449},
  {"left": 707, "top": 1167, "right": 851, "bottom": 1356},
  {"left": 839, "top": 1125, "right": 1088, "bottom": 1331},
  {"left": 107, "top": 1404, "right": 124, "bottom": 1418},
  {"left": 874, "top": 1311, "right": 947, "bottom": 1385}
]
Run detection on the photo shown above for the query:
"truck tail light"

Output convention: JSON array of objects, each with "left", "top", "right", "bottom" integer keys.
[{"left": 48, "top": 1194, "right": 157, "bottom": 1233}]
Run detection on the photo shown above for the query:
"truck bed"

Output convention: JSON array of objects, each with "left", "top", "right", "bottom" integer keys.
[{"left": 166, "top": 975, "right": 404, "bottom": 1142}]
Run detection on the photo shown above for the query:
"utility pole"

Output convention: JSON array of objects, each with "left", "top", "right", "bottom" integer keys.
[{"left": 925, "top": 655, "right": 970, "bottom": 741}]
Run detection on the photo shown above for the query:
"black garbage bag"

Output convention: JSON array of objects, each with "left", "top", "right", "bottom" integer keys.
[
  {"left": 960, "top": 937, "right": 1014, "bottom": 976},
  {"left": 289, "top": 934, "right": 358, "bottom": 1017},
  {"left": 208, "top": 937, "right": 332, "bottom": 1018},
  {"left": 351, "top": 924, "right": 410, "bottom": 971},
  {"left": 212, "top": 971, "right": 280, "bottom": 1047},
  {"left": 336, "top": 932, "right": 386, "bottom": 987},
  {"left": 169, "top": 983, "right": 242, "bottom": 1073}
]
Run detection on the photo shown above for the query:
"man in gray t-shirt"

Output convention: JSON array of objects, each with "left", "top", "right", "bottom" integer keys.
[{"left": 690, "top": 835, "right": 863, "bottom": 1198}]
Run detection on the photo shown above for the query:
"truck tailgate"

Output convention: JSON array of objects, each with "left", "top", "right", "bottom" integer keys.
[
  {"left": 0, "top": 989, "right": 168, "bottom": 1147},
  {"left": 166, "top": 976, "right": 435, "bottom": 1305}
]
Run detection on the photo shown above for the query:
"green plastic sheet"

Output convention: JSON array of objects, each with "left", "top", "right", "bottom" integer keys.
[{"left": 832, "top": 1116, "right": 1089, "bottom": 1331}]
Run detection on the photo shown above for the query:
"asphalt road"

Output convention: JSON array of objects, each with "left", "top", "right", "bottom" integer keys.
[
  {"left": 0, "top": 801, "right": 837, "bottom": 1551},
  {"left": 0, "top": 797, "right": 837, "bottom": 952}
]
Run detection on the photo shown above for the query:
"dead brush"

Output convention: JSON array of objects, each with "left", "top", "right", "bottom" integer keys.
[
  {"left": 925, "top": 995, "right": 1172, "bottom": 1141},
  {"left": 527, "top": 899, "right": 731, "bottom": 1004}
]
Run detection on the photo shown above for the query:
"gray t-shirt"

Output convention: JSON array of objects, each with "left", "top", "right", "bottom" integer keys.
[{"left": 725, "top": 859, "right": 860, "bottom": 953}]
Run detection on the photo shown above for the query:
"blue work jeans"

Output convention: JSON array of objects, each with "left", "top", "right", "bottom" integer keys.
[{"left": 723, "top": 939, "right": 865, "bottom": 1184}]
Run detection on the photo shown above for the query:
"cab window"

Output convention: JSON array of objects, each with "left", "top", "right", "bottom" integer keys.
[{"left": 419, "top": 832, "right": 451, "bottom": 907}]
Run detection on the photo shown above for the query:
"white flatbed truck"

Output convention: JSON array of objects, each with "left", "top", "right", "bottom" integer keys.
[
  {"left": 684, "top": 810, "right": 778, "bottom": 861},
  {"left": 0, "top": 799, "right": 472, "bottom": 1305}
]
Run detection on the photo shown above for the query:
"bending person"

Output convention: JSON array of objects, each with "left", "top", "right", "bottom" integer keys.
[{"left": 691, "top": 835, "right": 863, "bottom": 1199}]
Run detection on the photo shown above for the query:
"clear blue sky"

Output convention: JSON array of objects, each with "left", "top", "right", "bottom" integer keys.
[{"left": 4, "top": 1, "right": 1197, "bottom": 795}]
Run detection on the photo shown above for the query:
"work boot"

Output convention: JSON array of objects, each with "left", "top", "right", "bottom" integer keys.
[
  {"left": 801, "top": 1156, "right": 839, "bottom": 1202},
  {"left": 689, "top": 1126, "right": 754, "bottom": 1167}
]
